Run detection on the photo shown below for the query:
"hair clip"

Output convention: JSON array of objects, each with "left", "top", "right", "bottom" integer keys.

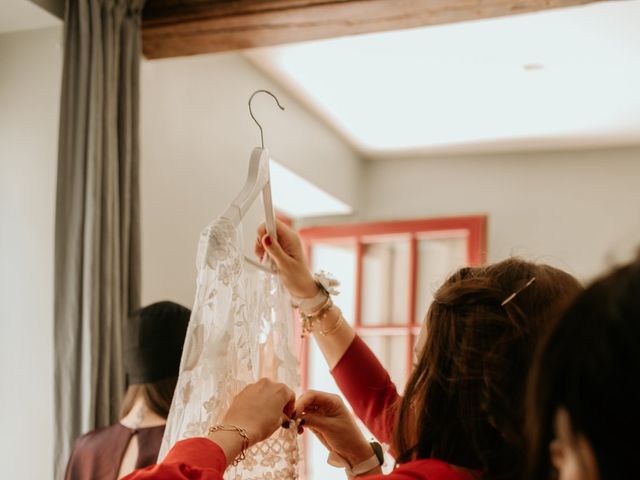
[{"left": 501, "top": 277, "right": 537, "bottom": 306}]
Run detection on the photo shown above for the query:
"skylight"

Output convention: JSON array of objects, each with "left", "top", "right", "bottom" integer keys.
[{"left": 247, "top": 1, "right": 640, "bottom": 156}]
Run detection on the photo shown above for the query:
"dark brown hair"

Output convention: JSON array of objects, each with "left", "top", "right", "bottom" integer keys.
[
  {"left": 394, "top": 258, "right": 581, "bottom": 479},
  {"left": 119, "top": 376, "right": 179, "bottom": 419},
  {"left": 526, "top": 256, "right": 640, "bottom": 480}
]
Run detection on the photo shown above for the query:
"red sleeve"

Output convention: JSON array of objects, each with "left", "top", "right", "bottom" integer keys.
[
  {"left": 363, "top": 459, "right": 473, "bottom": 480},
  {"left": 122, "top": 438, "right": 227, "bottom": 480},
  {"left": 331, "top": 335, "right": 401, "bottom": 446}
]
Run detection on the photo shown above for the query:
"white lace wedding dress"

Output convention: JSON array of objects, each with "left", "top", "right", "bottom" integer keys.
[{"left": 159, "top": 217, "right": 301, "bottom": 479}]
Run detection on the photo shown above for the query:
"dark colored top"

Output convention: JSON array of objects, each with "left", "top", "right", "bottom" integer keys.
[{"left": 65, "top": 423, "right": 165, "bottom": 480}]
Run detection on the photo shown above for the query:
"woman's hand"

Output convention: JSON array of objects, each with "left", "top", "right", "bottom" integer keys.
[
  {"left": 255, "top": 220, "right": 318, "bottom": 298},
  {"left": 221, "top": 378, "right": 296, "bottom": 446},
  {"left": 208, "top": 379, "right": 295, "bottom": 466},
  {"left": 295, "top": 390, "right": 374, "bottom": 469}
]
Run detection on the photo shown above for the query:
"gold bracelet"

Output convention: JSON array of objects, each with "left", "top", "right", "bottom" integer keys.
[
  {"left": 300, "top": 297, "right": 334, "bottom": 335},
  {"left": 320, "top": 312, "right": 344, "bottom": 336},
  {"left": 303, "top": 295, "right": 333, "bottom": 317},
  {"left": 208, "top": 424, "right": 250, "bottom": 465}
]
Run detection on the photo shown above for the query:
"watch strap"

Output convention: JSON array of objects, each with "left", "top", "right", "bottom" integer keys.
[
  {"left": 328, "top": 442, "right": 384, "bottom": 477},
  {"left": 347, "top": 454, "right": 381, "bottom": 477}
]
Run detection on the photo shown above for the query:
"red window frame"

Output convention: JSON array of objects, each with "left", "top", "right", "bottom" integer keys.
[{"left": 297, "top": 215, "right": 487, "bottom": 392}]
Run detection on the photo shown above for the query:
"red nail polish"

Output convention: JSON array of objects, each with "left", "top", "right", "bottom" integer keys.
[{"left": 264, "top": 235, "right": 272, "bottom": 247}]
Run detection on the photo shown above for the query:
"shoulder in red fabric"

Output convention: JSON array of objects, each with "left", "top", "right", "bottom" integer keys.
[{"left": 369, "top": 458, "right": 479, "bottom": 480}]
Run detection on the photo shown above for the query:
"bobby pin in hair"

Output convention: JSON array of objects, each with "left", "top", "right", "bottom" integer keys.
[{"left": 501, "top": 277, "right": 537, "bottom": 306}]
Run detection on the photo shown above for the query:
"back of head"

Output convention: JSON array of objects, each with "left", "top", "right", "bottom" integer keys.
[
  {"left": 527, "top": 257, "right": 640, "bottom": 480},
  {"left": 395, "top": 258, "right": 581, "bottom": 479},
  {"left": 121, "top": 301, "right": 191, "bottom": 418}
]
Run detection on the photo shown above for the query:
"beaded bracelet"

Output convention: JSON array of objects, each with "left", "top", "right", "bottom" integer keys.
[{"left": 300, "top": 296, "right": 334, "bottom": 335}]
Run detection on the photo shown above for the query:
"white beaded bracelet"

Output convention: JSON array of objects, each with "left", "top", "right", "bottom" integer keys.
[{"left": 291, "top": 271, "right": 340, "bottom": 315}]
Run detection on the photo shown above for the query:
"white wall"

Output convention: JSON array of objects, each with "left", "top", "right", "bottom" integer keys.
[
  {"left": 140, "top": 53, "right": 362, "bottom": 306},
  {"left": 0, "top": 26, "right": 62, "bottom": 480},
  {"left": 28, "top": 0, "right": 64, "bottom": 19},
  {"left": 362, "top": 148, "right": 640, "bottom": 281}
]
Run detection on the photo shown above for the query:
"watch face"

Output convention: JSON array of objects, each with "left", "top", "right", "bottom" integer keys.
[{"left": 370, "top": 441, "right": 384, "bottom": 465}]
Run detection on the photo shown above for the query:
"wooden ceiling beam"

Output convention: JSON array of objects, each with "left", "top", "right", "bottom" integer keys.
[{"left": 142, "top": 0, "right": 600, "bottom": 59}]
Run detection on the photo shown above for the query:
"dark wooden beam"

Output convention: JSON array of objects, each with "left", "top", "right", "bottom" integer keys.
[{"left": 142, "top": 0, "right": 600, "bottom": 59}]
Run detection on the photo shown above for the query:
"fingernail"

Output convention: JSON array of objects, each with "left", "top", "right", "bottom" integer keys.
[{"left": 264, "top": 235, "right": 272, "bottom": 247}]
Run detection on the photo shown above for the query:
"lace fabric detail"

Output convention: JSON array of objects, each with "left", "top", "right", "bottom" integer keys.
[{"left": 159, "top": 217, "right": 300, "bottom": 479}]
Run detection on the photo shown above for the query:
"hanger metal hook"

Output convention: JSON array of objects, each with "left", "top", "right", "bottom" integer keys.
[{"left": 248, "top": 89, "right": 285, "bottom": 149}]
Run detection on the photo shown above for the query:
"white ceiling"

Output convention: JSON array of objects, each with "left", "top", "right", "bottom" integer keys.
[
  {"left": 246, "top": 1, "right": 640, "bottom": 158},
  {"left": 0, "top": 0, "right": 61, "bottom": 35}
]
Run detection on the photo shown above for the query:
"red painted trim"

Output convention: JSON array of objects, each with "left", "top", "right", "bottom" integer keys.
[
  {"left": 354, "top": 241, "right": 363, "bottom": 328},
  {"left": 299, "top": 215, "right": 487, "bottom": 241},
  {"left": 465, "top": 216, "right": 488, "bottom": 266},
  {"left": 411, "top": 326, "right": 423, "bottom": 336}
]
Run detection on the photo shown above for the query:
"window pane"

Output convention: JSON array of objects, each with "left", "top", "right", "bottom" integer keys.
[
  {"left": 308, "top": 243, "right": 358, "bottom": 480},
  {"left": 311, "top": 243, "right": 356, "bottom": 322},
  {"left": 306, "top": 340, "right": 345, "bottom": 480},
  {"left": 415, "top": 236, "right": 468, "bottom": 324},
  {"left": 361, "top": 241, "right": 409, "bottom": 326},
  {"left": 360, "top": 334, "right": 408, "bottom": 393}
]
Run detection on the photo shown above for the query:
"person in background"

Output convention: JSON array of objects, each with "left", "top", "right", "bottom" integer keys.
[
  {"left": 526, "top": 256, "right": 640, "bottom": 480},
  {"left": 124, "top": 221, "right": 582, "bottom": 480},
  {"left": 65, "top": 301, "right": 191, "bottom": 480}
]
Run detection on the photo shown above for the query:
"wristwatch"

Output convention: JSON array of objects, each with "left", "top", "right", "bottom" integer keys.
[{"left": 329, "top": 442, "right": 384, "bottom": 477}]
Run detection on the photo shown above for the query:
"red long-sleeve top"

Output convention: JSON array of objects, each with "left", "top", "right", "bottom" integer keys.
[
  {"left": 331, "top": 335, "right": 401, "bottom": 447},
  {"left": 124, "top": 437, "right": 472, "bottom": 480},
  {"left": 125, "top": 336, "right": 475, "bottom": 480}
]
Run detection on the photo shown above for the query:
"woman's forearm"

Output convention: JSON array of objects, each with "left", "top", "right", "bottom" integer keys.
[
  {"left": 206, "top": 430, "right": 243, "bottom": 467},
  {"left": 309, "top": 305, "right": 357, "bottom": 369}
]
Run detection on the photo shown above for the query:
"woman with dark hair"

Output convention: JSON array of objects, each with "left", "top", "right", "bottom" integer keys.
[
  {"left": 65, "top": 301, "right": 191, "bottom": 480},
  {"left": 125, "top": 221, "right": 582, "bottom": 480},
  {"left": 526, "top": 257, "right": 640, "bottom": 480}
]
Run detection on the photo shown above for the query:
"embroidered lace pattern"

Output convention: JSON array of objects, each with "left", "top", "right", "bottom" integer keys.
[{"left": 159, "top": 217, "right": 300, "bottom": 479}]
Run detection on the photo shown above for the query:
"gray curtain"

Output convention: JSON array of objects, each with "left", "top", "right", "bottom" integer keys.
[{"left": 54, "top": 0, "right": 145, "bottom": 477}]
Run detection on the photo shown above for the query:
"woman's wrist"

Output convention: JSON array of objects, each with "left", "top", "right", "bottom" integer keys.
[
  {"left": 289, "top": 274, "right": 320, "bottom": 299},
  {"left": 342, "top": 440, "right": 377, "bottom": 469},
  {"left": 207, "top": 429, "right": 245, "bottom": 466}
]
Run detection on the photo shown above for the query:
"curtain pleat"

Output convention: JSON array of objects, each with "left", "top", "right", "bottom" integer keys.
[{"left": 54, "top": 1, "right": 145, "bottom": 478}]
